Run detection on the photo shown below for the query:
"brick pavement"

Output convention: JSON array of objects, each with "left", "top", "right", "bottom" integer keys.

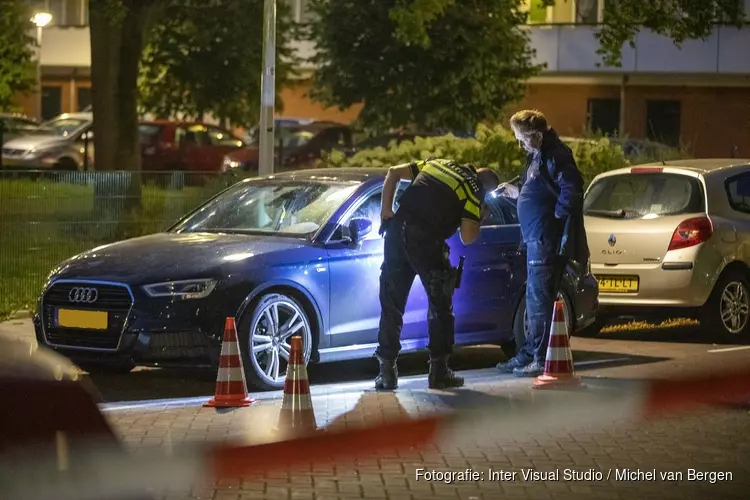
[
  {"left": 3, "top": 317, "right": 750, "bottom": 499},
  {"left": 100, "top": 379, "right": 750, "bottom": 500}
]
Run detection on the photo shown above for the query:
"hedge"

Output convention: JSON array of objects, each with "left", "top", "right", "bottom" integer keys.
[{"left": 322, "top": 123, "right": 686, "bottom": 186}]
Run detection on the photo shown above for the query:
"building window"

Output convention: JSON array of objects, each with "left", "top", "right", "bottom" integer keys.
[
  {"left": 77, "top": 86, "right": 91, "bottom": 111},
  {"left": 646, "top": 100, "right": 681, "bottom": 147},
  {"left": 587, "top": 98, "right": 620, "bottom": 136},
  {"left": 65, "top": 0, "right": 84, "bottom": 25}
]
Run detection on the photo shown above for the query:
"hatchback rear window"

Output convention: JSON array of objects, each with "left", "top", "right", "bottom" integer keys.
[{"left": 584, "top": 172, "right": 704, "bottom": 220}]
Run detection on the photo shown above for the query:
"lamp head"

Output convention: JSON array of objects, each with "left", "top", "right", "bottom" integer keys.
[{"left": 32, "top": 12, "right": 53, "bottom": 28}]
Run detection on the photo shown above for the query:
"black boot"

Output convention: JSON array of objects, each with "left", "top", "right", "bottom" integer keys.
[
  {"left": 428, "top": 355, "right": 464, "bottom": 389},
  {"left": 374, "top": 354, "right": 398, "bottom": 390}
]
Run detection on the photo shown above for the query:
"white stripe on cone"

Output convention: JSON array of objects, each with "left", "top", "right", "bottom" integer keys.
[
  {"left": 281, "top": 391, "right": 314, "bottom": 411},
  {"left": 545, "top": 347, "right": 573, "bottom": 361},
  {"left": 216, "top": 367, "right": 246, "bottom": 383},
  {"left": 220, "top": 341, "right": 240, "bottom": 356},
  {"left": 287, "top": 365, "right": 308, "bottom": 381}
]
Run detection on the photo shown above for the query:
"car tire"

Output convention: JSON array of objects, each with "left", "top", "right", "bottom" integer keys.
[
  {"left": 575, "top": 318, "right": 604, "bottom": 338},
  {"left": 76, "top": 361, "right": 135, "bottom": 375},
  {"left": 699, "top": 269, "right": 750, "bottom": 340},
  {"left": 506, "top": 290, "right": 574, "bottom": 358},
  {"left": 238, "top": 292, "right": 313, "bottom": 391},
  {"left": 53, "top": 157, "right": 79, "bottom": 171}
]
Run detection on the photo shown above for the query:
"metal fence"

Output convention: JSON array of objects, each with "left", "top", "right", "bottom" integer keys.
[{"left": 0, "top": 170, "right": 253, "bottom": 318}]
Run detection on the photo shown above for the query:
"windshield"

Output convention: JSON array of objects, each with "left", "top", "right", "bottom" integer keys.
[
  {"left": 171, "top": 179, "right": 361, "bottom": 236},
  {"left": 584, "top": 172, "right": 704, "bottom": 220},
  {"left": 36, "top": 117, "right": 90, "bottom": 137}
]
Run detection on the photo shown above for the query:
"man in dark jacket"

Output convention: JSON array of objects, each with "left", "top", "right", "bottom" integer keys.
[{"left": 496, "top": 110, "right": 589, "bottom": 377}]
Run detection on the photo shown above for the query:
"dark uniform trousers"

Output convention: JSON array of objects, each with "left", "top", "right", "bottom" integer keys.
[
  {"left": 517, "top": 232, "right": 566, "bottom": 364},
  {"left": 375, "top": 213, "right": 455, "bottom": 362}
]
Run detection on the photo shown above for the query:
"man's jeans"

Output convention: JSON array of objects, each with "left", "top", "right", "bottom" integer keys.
[{"left": 517, "top": 244, "right": 565, "bottom": 364}]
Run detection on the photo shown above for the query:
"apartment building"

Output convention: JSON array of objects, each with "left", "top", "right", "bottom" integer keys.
[{"left": 15, "top": 0, "right": 750, "bottom": 156}]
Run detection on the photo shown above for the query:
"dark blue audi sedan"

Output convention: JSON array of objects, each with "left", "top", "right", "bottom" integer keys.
[{"left": 33, "top": 167, "right": 599, "bottom": 390}]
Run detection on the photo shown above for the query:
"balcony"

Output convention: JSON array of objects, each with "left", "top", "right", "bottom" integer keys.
[
  {"left": 40, "top": 26, "right": 91, "bottom": 68},
  {"left": 528, "top": 24, "right": 750, "bottom": 75}
]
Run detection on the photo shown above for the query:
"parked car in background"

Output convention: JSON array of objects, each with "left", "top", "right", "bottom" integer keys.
[
  {"left": 32, "top": 166, "right": 598, "bottom": 390},
  {"left": 0, "top": 113, "right": 39, "bottom": 145},
  {"left": 1, "top": 112, "right": 93, "bottom": 171},
  {"left": 242, "top": 117, "right": 314, "bottom": 144},
  {"left": 139, "top": 120, "right": 246, "bottom": 172},
  {"left": 584, "top": 158, "right": 750, "bottom": 339},
  {"left": 223, "top": 121, "right": 354, "bottom": 172}
]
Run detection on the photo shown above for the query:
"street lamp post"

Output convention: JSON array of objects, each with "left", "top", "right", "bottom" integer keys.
[
  {"left": 258, "top": 0, "right": 276, "bottom": 176},
  {"left": 31, "top": 12, "right": 53, "bottom": 122}
]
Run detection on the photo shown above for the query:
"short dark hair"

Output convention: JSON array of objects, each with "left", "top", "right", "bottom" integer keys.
[{"left": 477, "top": 167, "right": 500, "bottom": 191}]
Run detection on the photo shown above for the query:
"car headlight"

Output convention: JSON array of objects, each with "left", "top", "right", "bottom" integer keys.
[
  {"left": 142, "top": 279, "right": 217, "bottom": 299},
  {"left": 221, "top": 155, "right": 241, "bottom": 171}
]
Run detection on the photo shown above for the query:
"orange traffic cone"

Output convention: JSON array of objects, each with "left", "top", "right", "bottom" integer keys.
[
  {"left": 204, "top": 317, "right": 258, "bottom": 408},
  {"left": 532, "top": 301, "right": 584, "bottom": 390},
  {"left": 275, "top": 336, "right": 317, "bottom": 437}
]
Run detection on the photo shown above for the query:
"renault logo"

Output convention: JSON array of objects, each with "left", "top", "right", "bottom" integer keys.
[
  {"left": 608, "top": 234, "right": 617, "bottom": 247},
  {"left": 68, "top": 287, "right": 99, "bottom": 303}
]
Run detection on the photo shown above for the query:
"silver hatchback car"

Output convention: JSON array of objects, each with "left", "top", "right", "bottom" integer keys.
[{"left": 584, "top": 159, "right": 750, "bottom": 340}]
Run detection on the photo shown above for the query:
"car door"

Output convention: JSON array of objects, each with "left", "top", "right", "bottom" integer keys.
[
  {"left": 325, "top": 182, "right": 415, "bottom": 347},
  {"left": 206, "top": 125, "right": 244, "bottom": 170},
  {"left": 177, "top": 124, "right": 213, "bottom": 171},
  {"left": 447, "top": 195, "right": 526, "bottom": 341}
]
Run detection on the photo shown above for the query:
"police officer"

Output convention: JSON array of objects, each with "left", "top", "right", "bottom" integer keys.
[
  {"left": 496, "top": 109, "right": 588, "bottom": 377},
  {"left": 374, "top": 158, "right": 500, "bottom": 390}
]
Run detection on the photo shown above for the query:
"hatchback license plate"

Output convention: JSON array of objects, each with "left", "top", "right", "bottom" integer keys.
[
  {"left": 597, "top": 276, "right": 639, "bottom": 293},
  {"left": 57, "top": 309, "right": 108, "bottom": 330}
]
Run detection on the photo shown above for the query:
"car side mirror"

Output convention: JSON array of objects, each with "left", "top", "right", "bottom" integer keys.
[{"left": 347, "top": 218, "right": 372, "bottom": 243}]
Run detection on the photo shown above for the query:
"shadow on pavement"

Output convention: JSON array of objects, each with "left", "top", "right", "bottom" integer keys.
[{"left": 82, "top": 347, "right": 669, "bottom": 404}]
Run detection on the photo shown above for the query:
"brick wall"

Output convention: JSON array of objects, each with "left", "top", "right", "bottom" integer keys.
[{"left": 505, "top": 83, "right": 750, "bottom": 158}]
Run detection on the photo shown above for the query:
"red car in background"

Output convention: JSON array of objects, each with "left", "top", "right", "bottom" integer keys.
[
  {"left": 222, "top": 121, "right": 355, "bottom": 172},
  {"left": 139, "top": 120, "right": 246, "bottom": 172}
]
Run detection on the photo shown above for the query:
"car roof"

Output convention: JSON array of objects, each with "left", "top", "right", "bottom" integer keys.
[
  {"left": 252, "top": 167, "right": 388, "bottom": 183},
  {"left": 51, "top": 112, "right": 92, "bottom": 121},
  {"left": 596, "top": 158, "right": 750, "bottom": 179}
]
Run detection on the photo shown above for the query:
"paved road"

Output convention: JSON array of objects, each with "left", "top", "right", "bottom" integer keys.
[
  {"left": 1, "top": 317, "right": 749, "bottom": 402},
  {"left": 2, "top": 317, "right": 750, "bottom": 499}
]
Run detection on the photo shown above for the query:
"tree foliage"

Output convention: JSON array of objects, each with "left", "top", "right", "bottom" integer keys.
[
  {"left": 138, "top": 0, "right": 300, "bottom": 128},
  {"left": 305, "top": 0, "right": 542, "bottom": 133},
  {"left": 538, "top": 0, "right": 748, "bottom": 67},
  {"left": 0, "top": 0, "right": 37, "bottom": 111}
]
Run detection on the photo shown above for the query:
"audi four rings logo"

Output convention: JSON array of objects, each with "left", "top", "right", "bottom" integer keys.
[{"left": 68, "top": 287, "right": 99, "bottom": 303}]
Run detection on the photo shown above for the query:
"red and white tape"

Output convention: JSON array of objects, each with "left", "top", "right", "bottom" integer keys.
[{"left": 3, "top": 367, "right": 750, "bottom": 499}]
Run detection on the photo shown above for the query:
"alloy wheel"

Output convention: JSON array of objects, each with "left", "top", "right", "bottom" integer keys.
[
  {"left": 719, "top": 281, "right": 750, "bottom": 335},
  {"left": 248, "top": 298, "right": 310, "bottom": 386}
]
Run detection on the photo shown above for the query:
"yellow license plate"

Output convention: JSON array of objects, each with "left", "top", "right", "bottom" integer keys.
[
  {"left": 57, "top": 309, "right": 108, "bottom": 330},
  {"left": 597, "top": 276, "right": 639, "bottom": 293}
]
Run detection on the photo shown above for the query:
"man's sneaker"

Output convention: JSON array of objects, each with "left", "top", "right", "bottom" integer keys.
[
  {"left": 512, "top": 360, "right": 545, "bottom": 377},
  {"left": 496, "top": 356, "right": 528, "bottom": 373},
  {"left": 428, "top": 356, "right": 464, "bottom": 389}
]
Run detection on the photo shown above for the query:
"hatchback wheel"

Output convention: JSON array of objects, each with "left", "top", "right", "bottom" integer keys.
[
  {"left": 503, "top": 291, "right": 573, "bottom": 358},
  {"left": 701, "top": 271, "right": 750, "bottom": 340},
  {"left": 239, "top": 293, "right": 313, "bottom": 391}
]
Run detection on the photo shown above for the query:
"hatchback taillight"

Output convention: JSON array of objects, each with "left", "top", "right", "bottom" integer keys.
[{"left": 668, "top": 216, "right": 713, "bottom": 251}]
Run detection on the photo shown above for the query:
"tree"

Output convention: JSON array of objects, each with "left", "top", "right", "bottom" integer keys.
[
  {"left": 0, "top": 0, "right": 37, "bottom": 111},
  {"left": 305, "top": 0, "right": 542, "bottom": 133},
  {"left": 589, "top": 0, "right": 748, "bottom": 67},
  {"left": 138, "top": 0, "right": 300, "bottom": 128},
  {"left": 89, "top": 0, "right": 165, "bottom": 176}
]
